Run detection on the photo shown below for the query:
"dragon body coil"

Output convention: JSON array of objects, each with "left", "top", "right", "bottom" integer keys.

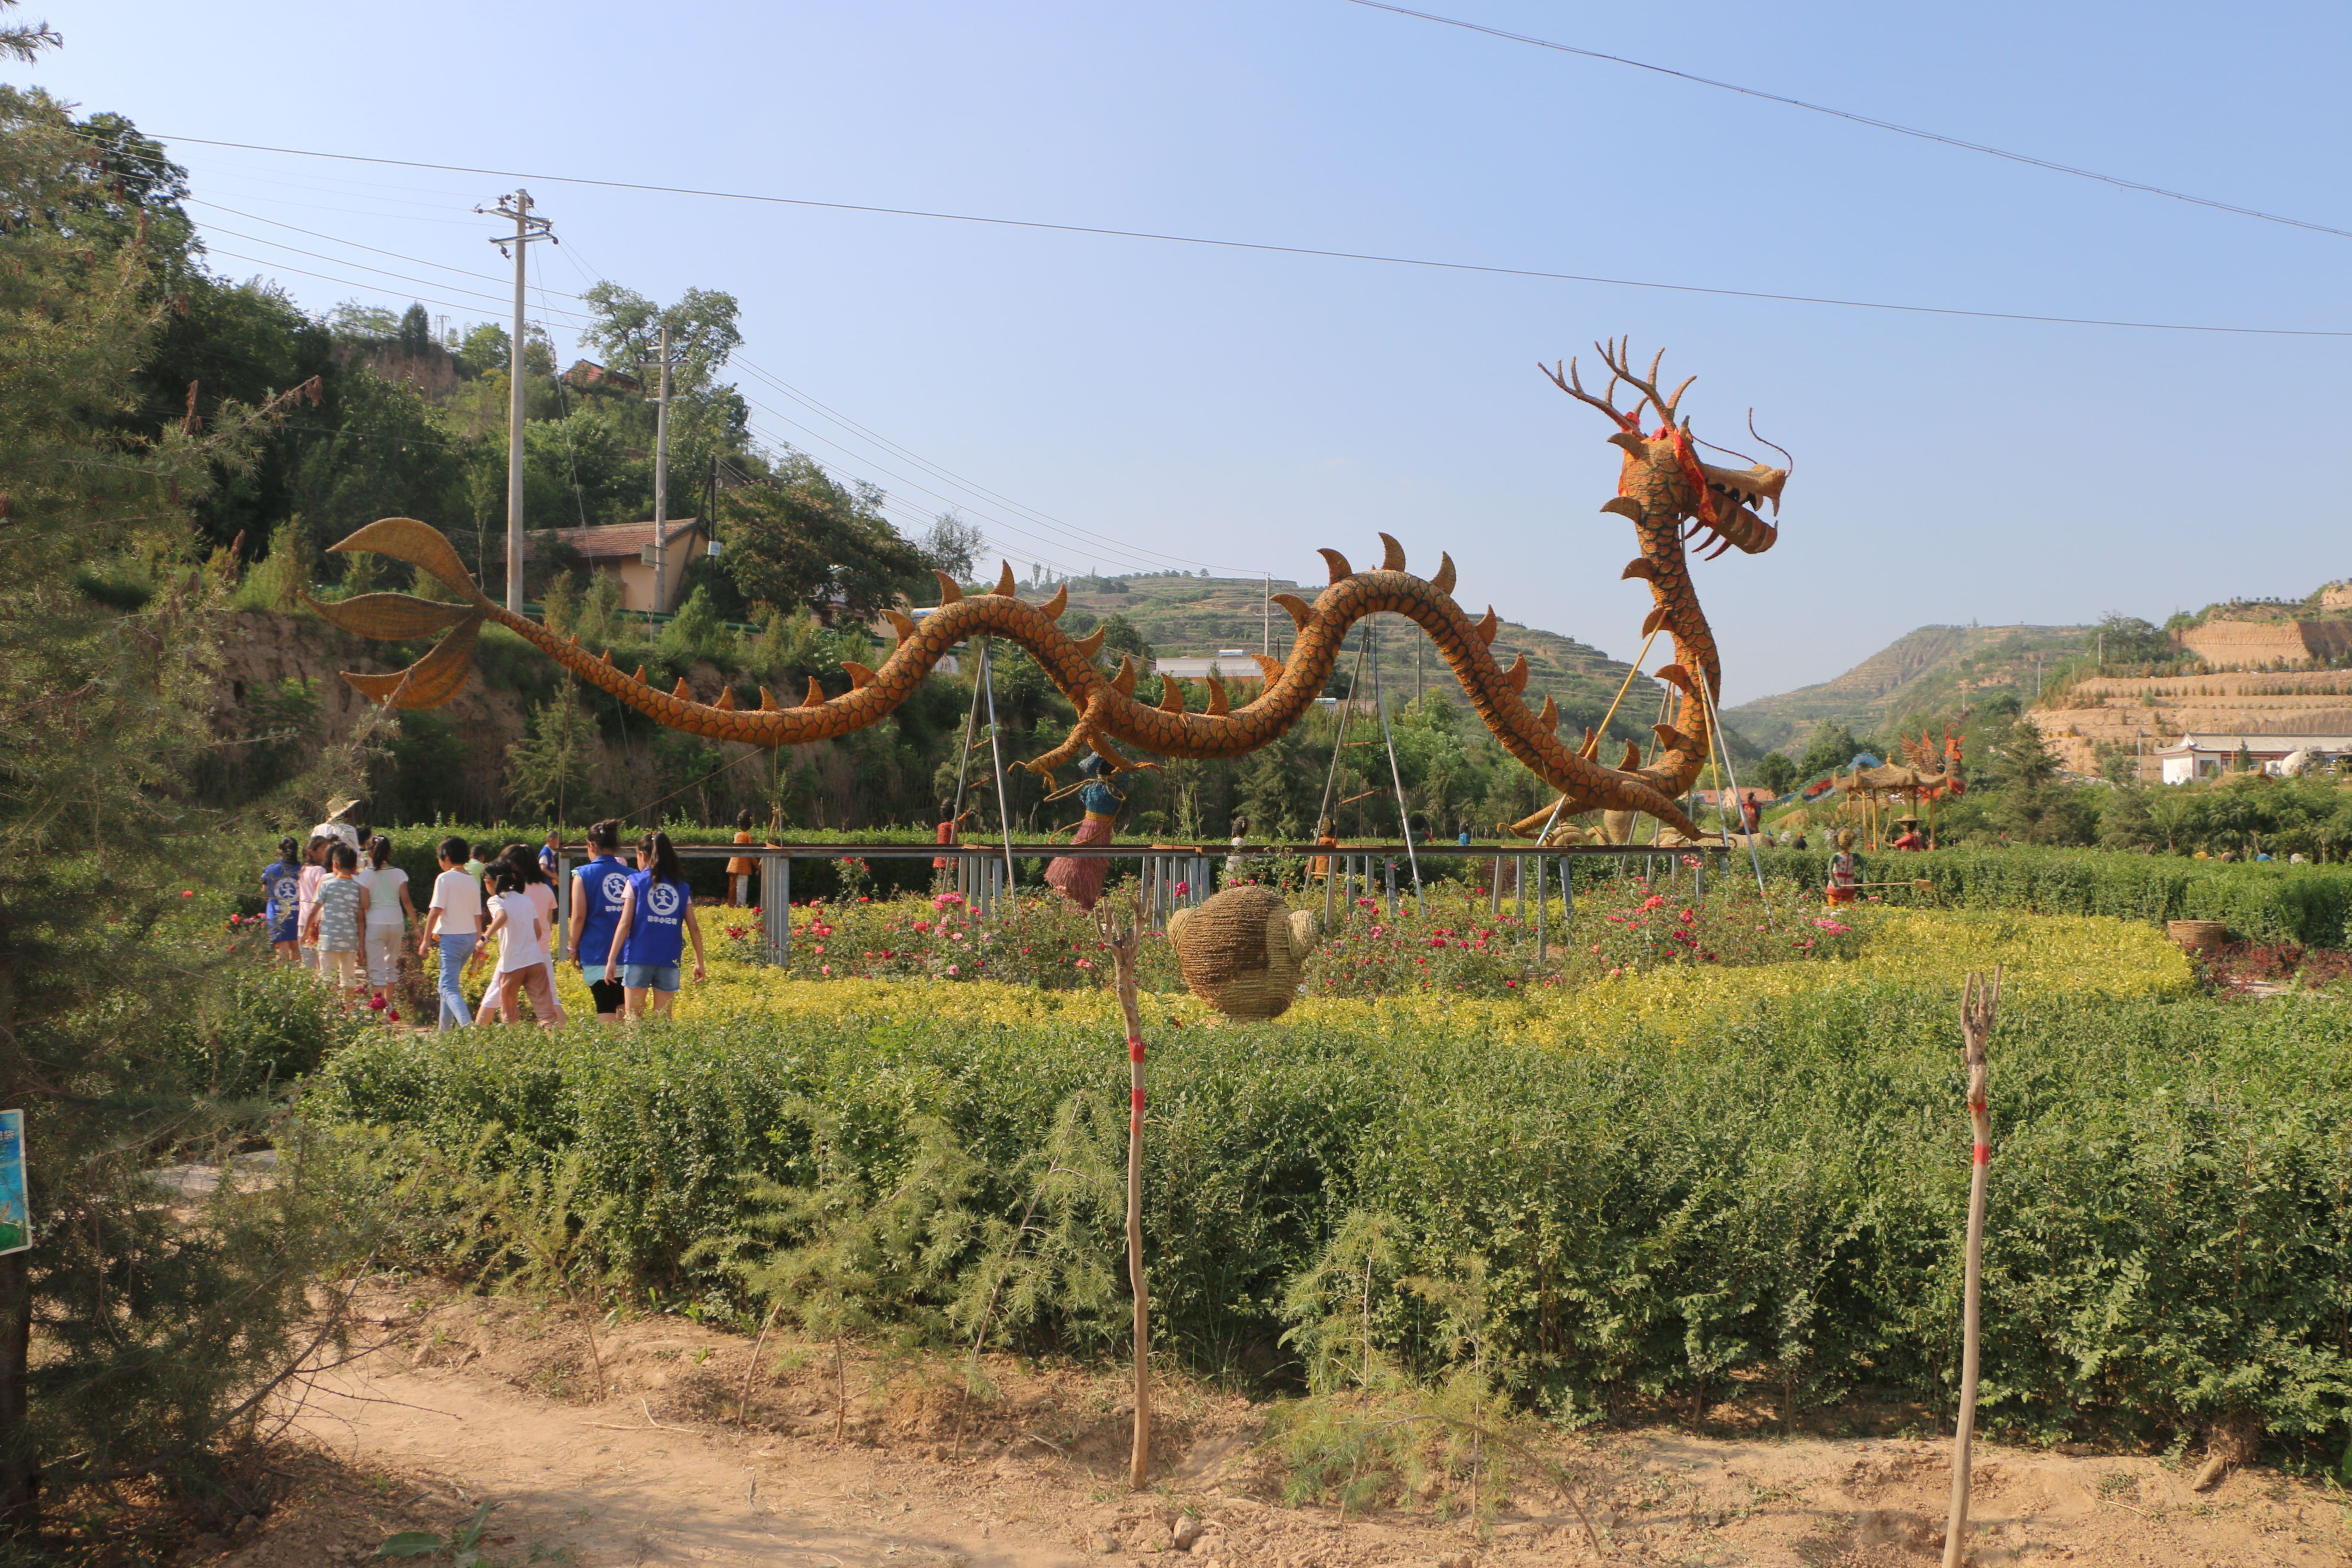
[{"left": 311, "top": 343, "right": 1785, "bottom": 842}]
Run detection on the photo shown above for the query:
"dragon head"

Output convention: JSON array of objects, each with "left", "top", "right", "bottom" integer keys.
[{"left": 1545, "top": 339, "right": 1788, "bottom": 560}]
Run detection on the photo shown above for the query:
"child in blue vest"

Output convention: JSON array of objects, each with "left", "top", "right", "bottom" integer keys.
[
  {"left": 567, "top": 819, "right": 634, "bottom": 1024},
  {"left": 602, "top": 828, "right": 707, "bottom": 1020},
  {"left": 259, "top": 837, "right": 303, "bottom": 962}
]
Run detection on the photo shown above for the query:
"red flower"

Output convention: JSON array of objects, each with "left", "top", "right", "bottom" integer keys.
[
  {"left": 181, "top": 890, "right": 194, "bottom": 898},
  {"left": 368, "top": 995, "right": 386, "bottom": 1011}
]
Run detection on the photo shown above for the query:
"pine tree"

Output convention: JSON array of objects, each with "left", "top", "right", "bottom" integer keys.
[{"left": 0, "top": 63, "right": 357, "bottom": 1532}]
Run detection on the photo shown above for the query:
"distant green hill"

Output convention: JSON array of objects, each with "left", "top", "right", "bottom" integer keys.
[
  {"left": 1050, "top": 570, "right": 1760, "bottom": 757},
  {"left": 1727, "top": 622, "right": 2093, "bottom": 753}
]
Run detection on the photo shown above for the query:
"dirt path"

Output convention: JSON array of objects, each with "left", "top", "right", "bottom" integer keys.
[{"left": 210, "top": 1286, "right": 2351, "bottom": 1568}]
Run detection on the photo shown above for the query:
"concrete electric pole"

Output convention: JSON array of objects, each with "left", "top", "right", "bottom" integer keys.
[
  {"left": 652, "top": 323, "right": 671, "bottom": 615},
  {"left": 487, "top": 190, "right": 554, "bottom": 614}
]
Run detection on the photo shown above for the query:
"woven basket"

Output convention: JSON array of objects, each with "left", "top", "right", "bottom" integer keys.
[
  {"left": 2165, "top": 919, "right": 2228, "bottom": 955},
  {"left": 1167, "top": 885, "right": 1318, "bottom": 1020}
]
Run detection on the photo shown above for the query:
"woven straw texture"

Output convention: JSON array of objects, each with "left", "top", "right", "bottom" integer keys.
[{"left": 1167, "top": 885, "right": 1319, "bottom": 1019}]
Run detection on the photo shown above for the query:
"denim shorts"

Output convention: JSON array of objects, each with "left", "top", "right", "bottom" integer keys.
[{"left": 621, "top": 962, "right": 681, "bottom": 992}]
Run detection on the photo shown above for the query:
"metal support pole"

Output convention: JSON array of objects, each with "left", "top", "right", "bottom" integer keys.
[
  {"left": 1384, "top": 858, "right": 1396, "bottom": 920},
  {"left": 762, "top": 855, "right": 791, "bottom": 965},
  {"left": 1490, "top": 854, "right": 1502, "bottom": 917},
  {"left": 1534, "top": 852, "right": 1547, "bottom": 968},
  {"left": 1324, "top": 849, "right": 1337, "bottom": 929},
  {"left": 555, "top": 851, "right": 570, "bottom": 958},
  {"left": 980, "top": 643, "right": 1019, "bottom": 911}
]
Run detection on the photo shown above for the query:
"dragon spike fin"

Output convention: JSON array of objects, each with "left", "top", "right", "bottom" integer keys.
[
  {"left": 1378, "top": 533, "right": 1406, "bottom": 572},
  {"left": 1641, "top": 605, "right": 1672, "bottom": 637},
  {"left": 1159, "top": 674, "right": 1188, "bottom": 714},
  {"left": 1621, "top": 557, "right": 1657, "bottom": 582},
  {"left": 1653, "top": 723, "right": 1696, "bottom": 753},
  {"left": 758, "top": 687, "right": 779, "bottom": 710},
  {"left": 802, "top": 677, "right": 825, "bottom": 707},
  {"left": 327, "top": 517, "right": 487, "bottom": 606},
  {"left": 671, "top": 677, "right": 693, "bottom": 701},
  {"left": 1317, "top": 548, "right": 1354, "bottom": 583},
  {"left": 1205, "top": 674, "right": 1229, "bottom": 716},
  {"left": 842, "top": 661, "right": 877, "bottom": 689},
  {"left": 1111, "top": 655, "right": 1137, "bottom": 696},
  {"left": 1252, "top": 652, "right": 1283, "bottom": 682},
  {"left": 1537, "top": 695, "right": 1559, "bottom": 732},
  {"left": 1040, "top": 582, "right": 1069, "bottom": 620},
  {"left": 992, "top": 562, "right": 1018, "bottom": 597},
  {"left": 1269, "top": 592, "right": 1312, "bottom": 632},
  {"left": 1578, "top": 726, "right": 1599, "bottom": 759},
  {"left": 1504, "top": 652, "right": 1529, "bottom": 693},
  {"left": 1474, "top": 607, "right": 1500, "bottom": 646},
  {"left": 1601, "top": 494, "right": 1645, "bottom": 520},
  {"left": 567, "top": 632, "right": 579, "bottom": 646},
  {"left": 933, "top": 570, "right": 963, "bottom": 605},
  {"left": 1431, "top": 552, "right": 1456, "bottom": 597},
  {"left": 631, "top": 666, "right": 648, "bottom": 685},
  {"left": 714, "top": 685, "right": 738, "bottom": 711},
  {"left": 883, "top": 609, "right": 917, "bottom": 643},
  {"left": 1074, "top": 625, "right": 1107, "bottom": 658},
  {"left": 337, "top": 617, "right": 482, "bottom": 709},
  {"left": 1654, "top": 662, "right": 1695, "bottom": 696},
  {"left": 600, "top": 648, "right": 614, "bottom": 665},
  {"left": 1606, "top": 432, "right": 1648, "bottom": 461},
  {"left": 1621, "top": 739, "right": 1642, "bottom": 771},
  {"left": 303, "top": 590, "right": 474, "bottom": 642}
]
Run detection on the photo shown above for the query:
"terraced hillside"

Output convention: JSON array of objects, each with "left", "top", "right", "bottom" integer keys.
[{"left": 1729, "top": 622, "right": 2093, "bottom": 753}]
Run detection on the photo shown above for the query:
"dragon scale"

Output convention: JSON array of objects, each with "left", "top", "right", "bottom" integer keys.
[{"left": 310, "top": 344, "right": 1784, "bottom": 842}]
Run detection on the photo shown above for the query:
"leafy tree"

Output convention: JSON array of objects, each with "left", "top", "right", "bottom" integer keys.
[
  {"left": 723, "top": 458, "right": 926, "bottom": 622},
  {"left": 2095, "top": 612, "right": 2172, "bottom": 666},
  {"left": 919, "top": 512, "right": 988, "bottom": 581},
  {"left": 504, "top": 685, "right": 600, "bottom": 824},
  {"left": 287, "top": 365, "right": 468, "bottom": 571},
  {"left": 1794, "top": 721, "right": 1862, "bottom": 784},
  {"left": 1750, "top": 751, "right": 1798, "bottom": 797},
  {"left": 394, "top": 301, "right": 432, "bottom": 355},
  {"left": 579, "top": 281, "right": 742, "bottom": 392}
]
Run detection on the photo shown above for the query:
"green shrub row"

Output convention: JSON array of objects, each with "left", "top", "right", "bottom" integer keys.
[
  {"left": 1752, "top": 845, "right": 2352, "bottom": 946},
  {"left": 313, "top": 983, "right": 2352, "bottom": 1449}
]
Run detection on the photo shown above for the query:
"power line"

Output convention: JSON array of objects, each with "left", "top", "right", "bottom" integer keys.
[
  {"left": 1339, "top": 0, "right": 2352, "bottom": 244},
  {"left": 135, "top": 130, "right": 2352, "bottom": 339}
]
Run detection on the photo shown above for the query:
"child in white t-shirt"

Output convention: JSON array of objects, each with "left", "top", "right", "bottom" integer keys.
[{"left": 482, "top": 865, "right": 566, "bottom": 1028}]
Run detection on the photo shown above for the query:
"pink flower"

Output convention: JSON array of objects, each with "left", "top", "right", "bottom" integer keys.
[
  {"left": 1076, "top": 958, "right": 1095, "bottom": 970},
  {"left": 1505, "top": 979, "right": 1518, "bottom": 989},
  {"left": 1608, "top": 967, "right": 1622, "bottom": 979},
  {"left": 934, "top": 891, "right": 964, "bottom": 910},
  {"left": 946, "top": 964, "right": 960, "bottom": 977},
  {"left": 821, "top": 964, "right": 832, "bottom": 976},
  {"left": 1173, "top": 881, "right": 1190, "bottom": 897},
  {"left": 1640, "top": 894, "right": 1666, "bottom": 912}
]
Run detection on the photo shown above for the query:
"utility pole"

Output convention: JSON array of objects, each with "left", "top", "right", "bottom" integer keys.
[
  {"left": 1262, "top": 573, "right": 1271, "bottom": 658},
  {"left": 652, "top": 323, "right": 671, "bottom": 614},
  {"left": 486, "top": 190, "right": 553, "bottom": 614}
]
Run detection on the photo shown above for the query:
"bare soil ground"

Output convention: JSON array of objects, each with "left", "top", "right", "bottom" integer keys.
[{"left": 186, "top": 1282, "right": 2349, "bottom": 1568}]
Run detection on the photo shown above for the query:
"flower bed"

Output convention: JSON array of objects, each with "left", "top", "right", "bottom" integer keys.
[{"left": 681, "top": 903, "right": 2191, "bottom": 1047}]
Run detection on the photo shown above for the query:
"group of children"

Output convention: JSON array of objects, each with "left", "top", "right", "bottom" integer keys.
[{"left": 258, "top": 820, "right": 706, "bottom": 1030}]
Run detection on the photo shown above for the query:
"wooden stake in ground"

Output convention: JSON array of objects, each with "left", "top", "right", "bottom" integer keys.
[
  {"left": 1096, "top": 903, "right": 1150, "bottom": 1490},
  {"left": 1944, "top": 964, "right": 2000, "bottom": 1568}
]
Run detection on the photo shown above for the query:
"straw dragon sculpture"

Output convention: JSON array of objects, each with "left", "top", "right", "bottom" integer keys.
[{"left": 309, "top": 342, "right": 1785, "bottom": 842}]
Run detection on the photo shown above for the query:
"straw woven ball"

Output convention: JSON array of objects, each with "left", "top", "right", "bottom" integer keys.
[{"left": 1166, "top": 885, "right": 1320, "bottom": 1020}]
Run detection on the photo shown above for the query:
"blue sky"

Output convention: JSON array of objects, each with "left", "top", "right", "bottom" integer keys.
[{"left": 15, "top": 0, "right": 2349, "bottom": 701}]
